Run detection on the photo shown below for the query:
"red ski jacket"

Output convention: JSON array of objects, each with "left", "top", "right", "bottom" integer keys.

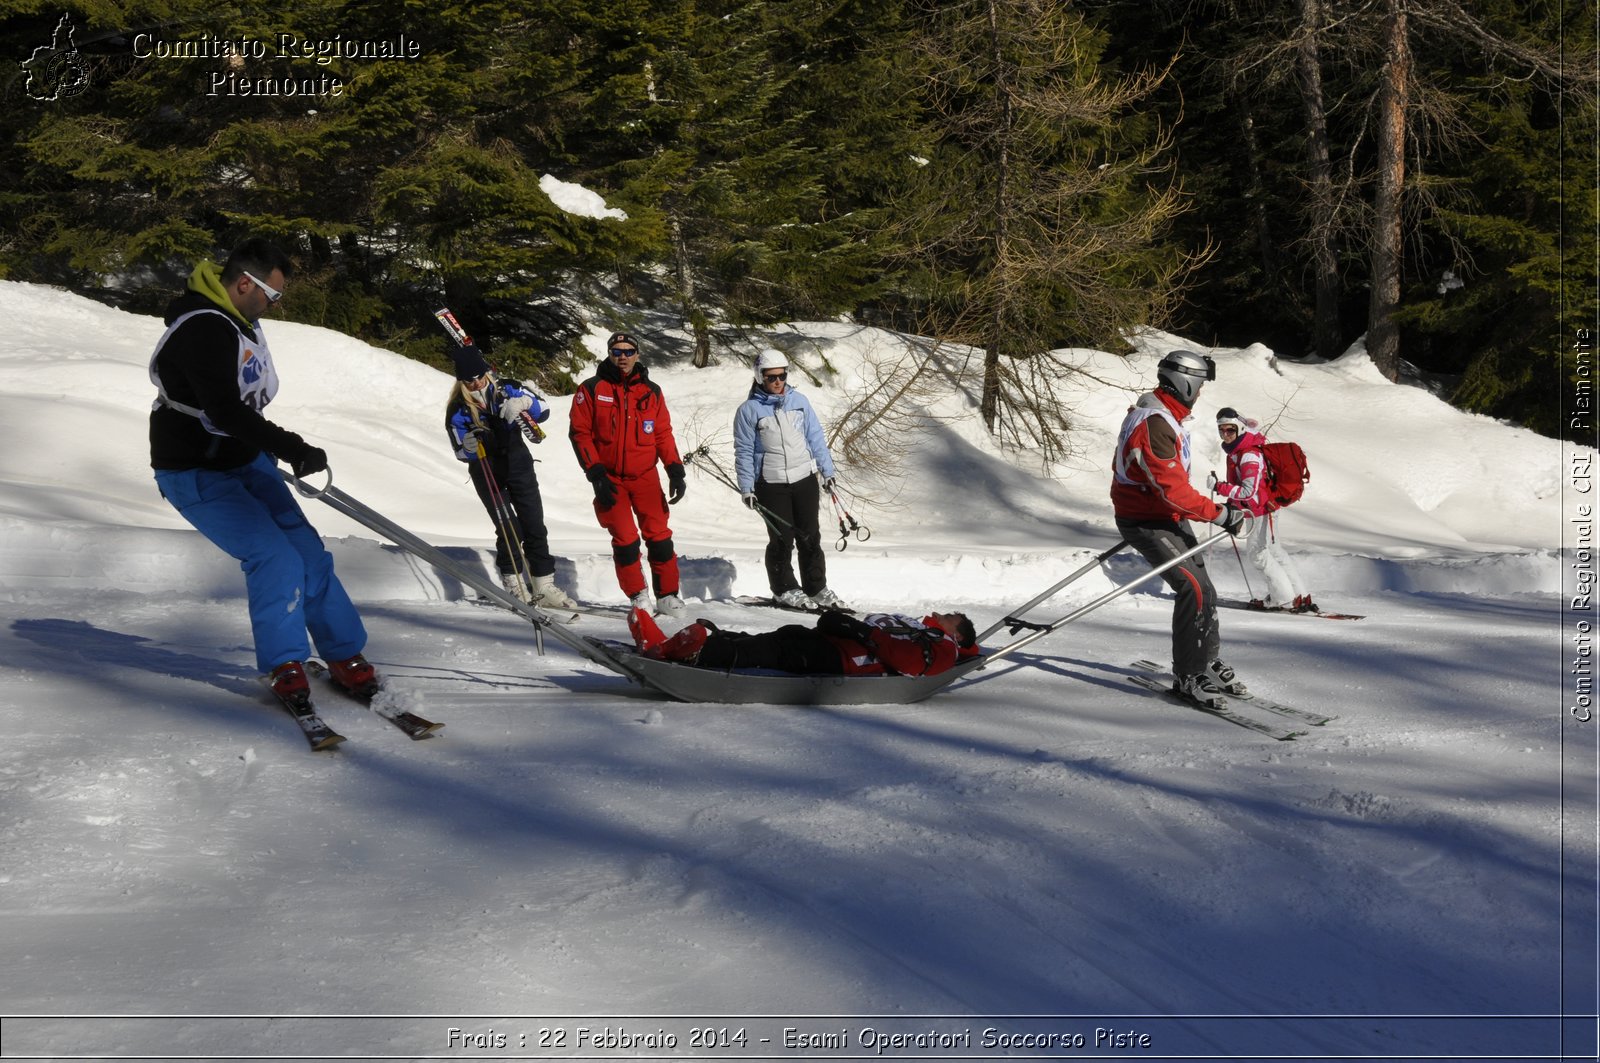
[
  {"left": 569, "top": 360, "right": 683, "bottom": 480},
  {"left": 1110, "top": 389, "right": 1221, "bottom": 524},
  {"left": 825, "top": 614, "right": 964, "bottom": 677},
  {"left": 1217, "top": 430, "right": 1270, "bottom": 517}
]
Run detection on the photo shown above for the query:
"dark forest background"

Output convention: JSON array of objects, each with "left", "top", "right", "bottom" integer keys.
[{"left": 2, "top": 0, "right": 1593, "bottom": 441}]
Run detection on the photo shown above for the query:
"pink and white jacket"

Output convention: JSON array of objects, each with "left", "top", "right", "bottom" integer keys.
[{"left": 1216, "top": 430, "right": 1270, "bottom": 517}]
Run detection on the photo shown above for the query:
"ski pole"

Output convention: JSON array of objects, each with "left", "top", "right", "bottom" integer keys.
[
  {"left": 682, "top": 444, "right": 797, "bottom": 538},
  {"left": 1229, "top": 536, "right": 1258, "bottom": 603},
  {"left": 826, "top": 485, "right": 870, "bottom": 550},
  {"left": 473, "top": 432, "right": 537, "bottom": 614},
  {"left": 976, "top": 539, "right": 1129, "bottom": 643},
  {"left": 977, "top": 528, "right": 1236, "bottom": 668},
  {"left": 434, "top": 305, "right": 545, "bottom": 444}
]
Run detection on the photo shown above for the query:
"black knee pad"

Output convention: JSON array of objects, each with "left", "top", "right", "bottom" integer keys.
[
  {"left": 646, "top": 537, "right": 675, "bottom": 563},
  {"left": 613, "top": 540, "right": 641, "bottom": 566}
]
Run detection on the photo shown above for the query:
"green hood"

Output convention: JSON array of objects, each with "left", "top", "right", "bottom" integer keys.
[{"left": 187, "top": 261, "right": 253, "bottom": 327}]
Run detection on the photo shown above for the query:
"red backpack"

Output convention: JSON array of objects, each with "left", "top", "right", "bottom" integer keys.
[{"left": 1259, "top": 441, "right": 1309, "bottom": 512}]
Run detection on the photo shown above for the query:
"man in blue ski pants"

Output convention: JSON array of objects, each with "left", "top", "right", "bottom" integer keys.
[{"left": 149, "top": 237, "right": 377, "bottom": 709}]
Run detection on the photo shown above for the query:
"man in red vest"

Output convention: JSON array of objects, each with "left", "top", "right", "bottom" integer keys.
[{"left": 1111, "top": 349, "right": 1247, "bottom": 709}]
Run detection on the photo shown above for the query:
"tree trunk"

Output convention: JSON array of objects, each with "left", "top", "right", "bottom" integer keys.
[
  {"left": 1296, "top": 0, "right": 1342, "bottom": 361},
  {"left": 671, "top": 215, "right": 712, "bottom": 367},
  {"left": 979, "top": 0, "right": 1011, "bottom": 433},
  {"left": 1237, "top": 105, "right": 1281, "bottom": 289},
  {"left": 1367, "top": 0, "right": 1408, "bottom": 381}
]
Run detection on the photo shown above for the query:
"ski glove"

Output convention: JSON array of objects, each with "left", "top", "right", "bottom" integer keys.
[
  {"left": 666, "top": 464, "right": 687, "bottom": 505},
  {"left": 741, "top": 492, "right": 757, "bottom": 509},
  {"left": 290, "top": 446, "right": 328, "bottom": 479},
  {"left": 821, "top": 476, "right": 836, "bottom": 493},
  {"left": 1214, "top": 502, "right": 1247, "bottom": 536},
  {"left": 818, "top": 609, "right": 875, "bottom": 644},
  {"left": 500, "top": 394, "right": 534, "bottom": 422},
  {"left": 586, "top": 465, "right": 617, "bottom": 509},
  {"left": 1205, "top": 471, "right": 1219, "bottom": 494}
]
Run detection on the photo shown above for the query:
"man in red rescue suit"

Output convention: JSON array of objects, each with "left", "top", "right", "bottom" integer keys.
[
  {"left": 569, "top": 332, "right": 689, "bottom": 616},
  {"left": 1111, "top": 349, "right": 1248, "bottom": 708}
]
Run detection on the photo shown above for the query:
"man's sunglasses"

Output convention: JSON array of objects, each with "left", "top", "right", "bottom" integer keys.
[
  {"left": 608, "top": 347, "right": 638, "bottom": 357},
  {"left": 763, "top": 372, "right": 787, "bottom": 382},
  {"left": 243, "top": 270, "right": 283, "bottom": 305}
]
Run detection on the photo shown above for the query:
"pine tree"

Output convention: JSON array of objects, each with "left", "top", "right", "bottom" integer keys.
[
  {"left": 1395, "top": 1, "right": 1596, "bottom": 438},
  {"left": 893, "top": 0, "right": 1199, "bottom": 458}
]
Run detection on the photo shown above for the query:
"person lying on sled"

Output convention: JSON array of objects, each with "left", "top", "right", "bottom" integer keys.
[{"left": 629, "top": 608, "right": 979, "bottom": 677}]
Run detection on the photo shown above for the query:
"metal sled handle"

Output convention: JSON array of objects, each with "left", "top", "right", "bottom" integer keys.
[
  {"left": 975, "top": 539, "right": 1130, "bottom": 643},
  {"left": 976, "top": 528, "right": 1235, "bottom": 670}
]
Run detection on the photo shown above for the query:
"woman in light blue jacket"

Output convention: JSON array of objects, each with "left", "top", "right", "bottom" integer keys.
[{"left": 733, "top": 349, "right": 848, "bottom": 610}]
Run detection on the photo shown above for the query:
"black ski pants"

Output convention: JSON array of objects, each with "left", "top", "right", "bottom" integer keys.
[
  {"left": 697, "top": 624, "right": 845, "bottom": 674},
  {"left": 1117, "top": 516, "right": 1220, "bottom": 679},
  {"left": 754, "top": 475, "right": 827, "bottom": 596},
  {"left": 469, "top": 444, "right": 555, "bottom": 579}
]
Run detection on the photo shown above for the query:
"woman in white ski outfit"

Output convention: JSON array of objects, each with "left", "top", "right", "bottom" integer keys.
[
  {"left": 1213, "top": 408, "right": 1315, "bottom": 612},
  {"left": 733, "top": 350, "right": 848, "bottom": 610}
]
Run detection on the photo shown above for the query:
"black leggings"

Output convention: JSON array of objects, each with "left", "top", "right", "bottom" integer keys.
[{"left": 755, "top": 476, "right": 826, "bottom": 596}]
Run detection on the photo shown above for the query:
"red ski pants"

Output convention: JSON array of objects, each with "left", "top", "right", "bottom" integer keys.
[{"left": 594, "top": 471, "right": 679, "bottom": 598}]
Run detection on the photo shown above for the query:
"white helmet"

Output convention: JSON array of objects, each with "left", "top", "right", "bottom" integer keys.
[{"left": 753, "top": 348, "right": 789, "bottom": 383}]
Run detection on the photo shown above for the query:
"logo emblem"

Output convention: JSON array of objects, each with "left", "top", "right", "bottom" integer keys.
[{"left": 22, "top": 15, "right": 91, "bottom": 101}]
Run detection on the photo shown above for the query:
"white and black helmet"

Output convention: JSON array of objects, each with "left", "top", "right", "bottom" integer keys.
[
  {"left": 753, "top": 348, "right": 789, "bottom": 383},
  {"left": 1156, "top": 349, "right": 1216, "bottom": 406}
]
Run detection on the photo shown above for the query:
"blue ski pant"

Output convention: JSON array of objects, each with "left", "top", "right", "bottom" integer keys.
[{"left": 155, "top": 451, "right": 366, "bottom": 674}]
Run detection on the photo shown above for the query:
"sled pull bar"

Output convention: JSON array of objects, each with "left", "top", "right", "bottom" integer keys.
[
  {"left": 280, "top": 470, "right": 639, "bottom": 679},
  {"left": 977, "top": 529, "right": 1232, "bottom": 669},
  {"left": 975, "top": 539, "right": 1129, "bottom": 643}
]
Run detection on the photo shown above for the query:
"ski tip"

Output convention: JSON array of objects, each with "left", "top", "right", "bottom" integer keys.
[{"left": 310, "top": 733, "right": 347, "bottom": 752}]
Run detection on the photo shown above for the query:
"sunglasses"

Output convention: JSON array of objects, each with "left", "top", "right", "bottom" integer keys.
[
  {"left": 608, "top": 347, "right": 638, "bottom": 358},
  {"left": 242, "top": 270, "right": 283, "bottom": 305},
  {"left": 763, "top": 372, "right": 787, "bottom": 382}
]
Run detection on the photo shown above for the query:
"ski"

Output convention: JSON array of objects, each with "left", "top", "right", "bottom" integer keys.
[
  {"left": 1219, "top": 600, "right": 1364, "bottom": 620},
  {"left": 305, "top": 661, "right": 443, "bottom": 740},
  {"left": 1125, "top": 672, "right": 1306, "bottom": 741},
  {"left": 264, "top": 686, "right": 346, "bottom": 751},
  {"left": 733, "top": 595, "right": 857, "bottom": 615},
  {"left": 467, "top": 594, "right": 589, "bottom": 623},
  {"left": 564, "top": 602, "right": 630, "bottom": 619},
  {"left": 1132, "top": 660, "right": 1336, "bottom": 727}
]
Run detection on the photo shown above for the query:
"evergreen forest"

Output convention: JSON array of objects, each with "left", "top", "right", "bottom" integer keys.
[{"left": 2, "top": 0, "right": 1593, "bottom": 441}]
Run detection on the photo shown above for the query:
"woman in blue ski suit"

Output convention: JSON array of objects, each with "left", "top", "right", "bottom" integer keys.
[
  {"left": 732, "top": 349, "right": 846, "bottom": 610},
  {"left": 444, "top": 342, "right": 575, "bottom": 610}
]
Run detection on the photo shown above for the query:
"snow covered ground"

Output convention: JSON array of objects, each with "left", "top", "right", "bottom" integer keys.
[{"left": 0, "top": 280, "right": 1593, "bottom": 1062}]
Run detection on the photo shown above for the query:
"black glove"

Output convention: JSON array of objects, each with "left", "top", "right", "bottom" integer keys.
[
  {"left": 586, "top": 465, "right": 617, "bottom": 509},
  {"left": 817, "top": 609, "right": 875, "bottom": 644},
  {"left": 666, "top": 463, "right": 687, "bottom": 505},
  {"left": 1214, "top": 502, "right": 1247, "bottom": 536},
  {"left": 289, "top": 445, "right": 328, "bottom": 479}
]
